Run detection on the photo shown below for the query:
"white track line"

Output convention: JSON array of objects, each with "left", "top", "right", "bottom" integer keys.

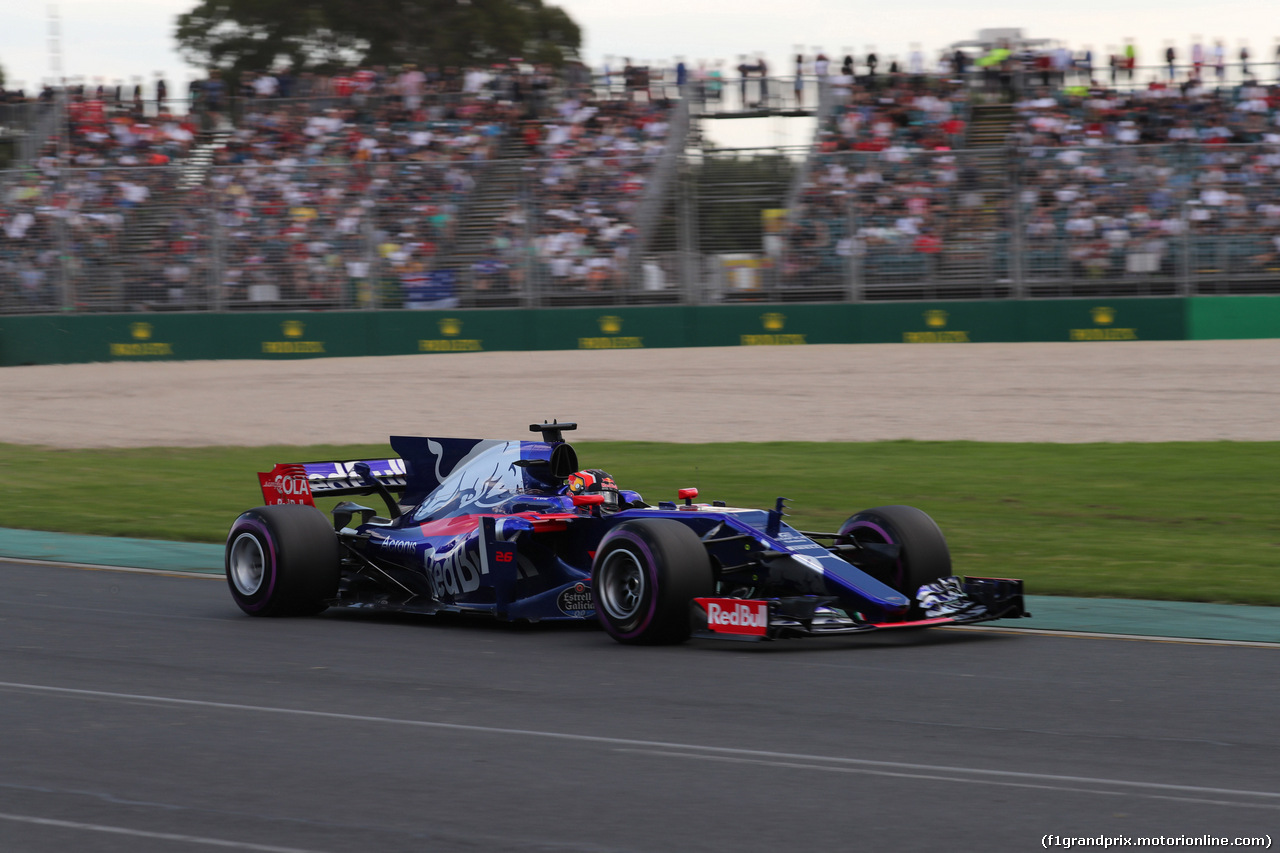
[
  {"left": 0, "top": 812, "right": 327, "bottom": 852},
  {"left": 615, "top": 750, "right": 1280, "bottom": 811},
  {"left": 0, "top": 556, "right": 222, "bottom": 579},
  {"left": 945, "top": 624, "right": 1280, "bottom": 649},
  {"left": 1, "top": 680, "right": 1277, "bottom": 809}
]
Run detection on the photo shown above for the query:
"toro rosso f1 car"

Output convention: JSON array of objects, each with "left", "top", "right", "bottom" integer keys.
[{"left": 225, "top": 422, "right": 1028, "bottom": 644}]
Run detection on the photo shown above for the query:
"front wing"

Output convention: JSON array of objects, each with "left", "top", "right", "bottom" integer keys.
[{"left": 691, "top": 576, "right": 1028, "bottom": 641}]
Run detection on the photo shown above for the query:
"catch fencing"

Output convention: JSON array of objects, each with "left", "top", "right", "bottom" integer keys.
[
  {"left": 777, "top": 143, "right": 1280, "bottom": 302},
  {"left": 4, "top": 143, "right": 1280, "bottom": 314}
]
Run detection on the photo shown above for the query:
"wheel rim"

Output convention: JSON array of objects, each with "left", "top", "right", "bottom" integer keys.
[
  {"left": 229, "top": 532, "right": 266, "bottom": 596},
  {"left": 597, "top": 547, "right": 646, "bottom": 622}
]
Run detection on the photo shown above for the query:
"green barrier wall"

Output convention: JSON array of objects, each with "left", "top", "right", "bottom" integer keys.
[
  {"left": 0, "top": 297, "right": 1235, "bottom": 367},
  {"left": 1187, "top": 296, "right": 1280, "bottom": 340}
]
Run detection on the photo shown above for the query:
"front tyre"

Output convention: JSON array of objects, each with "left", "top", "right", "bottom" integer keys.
[
  {"left": 837, "top": 505, "right": 951, "bottom": 618},
  {"left": 592, "top": 520, "right": 713, "bottom": 645},
  {"left": 226, "top": 505, "right": 340, "bottom": 617}
]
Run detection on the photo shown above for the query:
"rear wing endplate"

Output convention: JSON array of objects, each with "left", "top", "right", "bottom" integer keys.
[{"left": 258, "top": 459, "right": 407, "bottom": 507}]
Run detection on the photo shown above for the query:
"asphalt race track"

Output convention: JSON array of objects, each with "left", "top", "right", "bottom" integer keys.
[{"left": 2, "top": 560, "right": 1277, "bottom": 852}]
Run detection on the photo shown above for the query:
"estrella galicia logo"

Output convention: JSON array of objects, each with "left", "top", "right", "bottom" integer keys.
[{"left": 557, "top": 581, "right": 594, "bottom": 616}]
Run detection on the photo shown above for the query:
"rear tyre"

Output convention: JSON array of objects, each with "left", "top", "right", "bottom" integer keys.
[
  {"left": 592, "top": 520, "right": 713, "bottom": 645},
  {"left": 836, "top": 505, "right": 951, "bottom": 618},
  {"left": 226, "top": 505, "right": 340, "bottom": 617}
]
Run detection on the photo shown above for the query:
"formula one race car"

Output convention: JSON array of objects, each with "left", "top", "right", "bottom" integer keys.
[{"left": 225, "top": 421, "right": 1028, "bottom": 644}]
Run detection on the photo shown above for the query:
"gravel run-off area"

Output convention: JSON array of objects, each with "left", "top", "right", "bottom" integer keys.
[{"left": 1, "top": 340, "right": 1278, "bottom": 448}]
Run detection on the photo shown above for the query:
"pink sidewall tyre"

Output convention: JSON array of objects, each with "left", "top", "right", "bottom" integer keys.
[
  {"left": 226, "top": 505, "right": 340, "bottom": 617},
  {"left": 592, "top": 519, "right": 713, "bottom": 645}
]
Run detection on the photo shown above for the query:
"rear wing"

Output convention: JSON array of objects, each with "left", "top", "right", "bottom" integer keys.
[{"left": 258, "top": 459, "right": 407, "bottom": 507}]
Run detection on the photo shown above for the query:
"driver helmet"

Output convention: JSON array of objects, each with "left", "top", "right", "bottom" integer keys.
[{"left": 567, "top": 469, "right": 620, "bottom": 513}]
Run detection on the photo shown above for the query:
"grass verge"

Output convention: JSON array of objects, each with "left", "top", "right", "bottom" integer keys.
[{"left": 3, "top": 441, "right": 1277, "bottom": 605}]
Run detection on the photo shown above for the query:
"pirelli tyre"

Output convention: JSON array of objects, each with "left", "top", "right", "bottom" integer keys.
[
  {"left": 836, "top": 505, "right": 951, "bottom": 619},
  {"left": 592, "top": 519, "right": 714, "bottom": 645},
  {"left": 225, "top": 505, "right": 340, "bottom": 617}
]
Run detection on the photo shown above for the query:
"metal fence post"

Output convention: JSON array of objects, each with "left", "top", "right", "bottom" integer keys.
[
  {"left": 1010, "top": 146, "right": 1026, "bottom": 299},
  {"left": 845, "top": 153, "right": 860, "bottom": 302},
  {"left": 208, "top": 180, "right": 225, "bottom": 311},
  {"left": 53, "top": 163, "right": 73, "bottom": 311},
  {"left": 1179, "top": 194, "right": 1193, "bottom": 298},
  {"left": 518, "top": 165, "right": 539, "bottom": 308},
  {"left": 521, "top": 165, "right": 537, "bottom": 310},
  {"left": 362, "top": 209, "right": 380, "bottom": 310},
  {"left": 677, "top": 156, "right": 699, "bottom": 302}
]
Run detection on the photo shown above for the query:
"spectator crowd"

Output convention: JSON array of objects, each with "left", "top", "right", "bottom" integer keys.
[
  {"left": 1, "top": 61, "right": 675, "bottom": 310},
  {"left": 5, "top": 40, "right": 1280, "bottom": 311},
  {"left": 781, "top": 63, "right": 1280, "bottom": 294}
]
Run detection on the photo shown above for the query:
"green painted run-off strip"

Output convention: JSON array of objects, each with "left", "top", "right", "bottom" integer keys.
[{"left": 0, "top": 527, "right": 224, "bottom": 575}]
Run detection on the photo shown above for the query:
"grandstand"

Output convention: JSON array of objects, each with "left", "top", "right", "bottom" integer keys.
[{"left": 4, "top": 56, "right": 1280, "bottom": 313}]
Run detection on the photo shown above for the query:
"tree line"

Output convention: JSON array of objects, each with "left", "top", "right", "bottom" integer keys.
[{"left": 175, "top": 0, "right": 582, "bottom": 77}]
